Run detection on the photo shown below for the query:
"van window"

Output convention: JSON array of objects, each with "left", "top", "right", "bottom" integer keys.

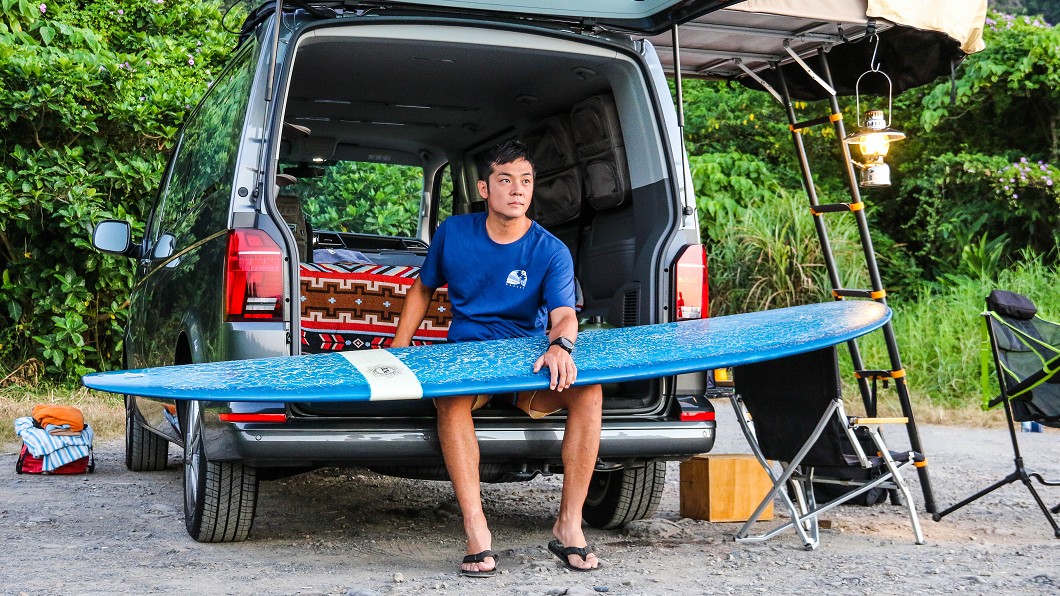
[
  {"left": 148, "top": 41, "right": 258, "bottom": 246},
  {"left": 294, "top": 160, "right": 423, "bottom": 238},
  {"left": 434, "top": 164, "right": 454, "bottom": 229}
]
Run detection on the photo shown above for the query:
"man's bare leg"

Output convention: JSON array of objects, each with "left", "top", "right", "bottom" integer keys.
[
  {"left": 435, "top": 395, "right": 496, "bottom": 574},
  {"left": 522, "top": 385, "right": 603, "bottom": 570}
]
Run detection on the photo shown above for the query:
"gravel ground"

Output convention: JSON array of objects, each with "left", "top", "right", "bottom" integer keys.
[{"left": 2, "top": 401, "right": 1058, "bottom": 596}]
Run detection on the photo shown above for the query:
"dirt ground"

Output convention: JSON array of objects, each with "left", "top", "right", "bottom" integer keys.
[{"left": 2, "top": 401, "right": 1058, "bottom": 596}]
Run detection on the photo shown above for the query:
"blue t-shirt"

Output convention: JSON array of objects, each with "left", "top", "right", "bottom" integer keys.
[{"left": 418, "top": 212, "right": 575, "bottom": 343}]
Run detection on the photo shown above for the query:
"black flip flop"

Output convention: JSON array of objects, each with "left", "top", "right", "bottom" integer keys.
[
  {"left": 459, "top": 549, "right": 499, "bottom": 578},
  {"left": 547, "top": 539, "right": 601, "bottom": 572}
]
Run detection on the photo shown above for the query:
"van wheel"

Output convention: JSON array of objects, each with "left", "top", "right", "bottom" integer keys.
[
  {"left": 125, "top": 396, "right": 169, "bottom": 471},
  {"left": 582, "top": 460, "right": 665, "bottom": 529},
  {"left": 182, "top": 401, "right": 258, "bottom": 542}
]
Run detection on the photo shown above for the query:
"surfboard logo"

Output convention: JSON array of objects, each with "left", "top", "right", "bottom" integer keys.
[
  {"left": 505, "top": 270, "right": 528, "bottom": 288},
  {"left": 369, "top": 364, "right": 400, "bottom": 378}
]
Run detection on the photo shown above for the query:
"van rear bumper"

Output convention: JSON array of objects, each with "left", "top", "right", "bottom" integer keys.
[{"left": 201, "top": 419, "right": 716, "bottom": 467}]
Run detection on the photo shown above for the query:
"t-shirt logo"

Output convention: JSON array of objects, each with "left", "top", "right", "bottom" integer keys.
[{"left": 505, "top": 270, "right": 528, "bottom": 288}]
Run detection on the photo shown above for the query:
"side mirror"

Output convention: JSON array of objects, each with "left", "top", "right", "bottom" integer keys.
[{"left": 92, "top": 220, "right": 139, "bottom": 258}]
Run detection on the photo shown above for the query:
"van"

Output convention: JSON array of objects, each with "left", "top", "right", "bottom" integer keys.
[{"left": 91, "top": 0, "right": 979, "bottom": 542}]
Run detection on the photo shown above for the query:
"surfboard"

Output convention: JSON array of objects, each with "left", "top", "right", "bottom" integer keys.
[{"left": 81, "top": 301, "right": 889, "bottom": 402}]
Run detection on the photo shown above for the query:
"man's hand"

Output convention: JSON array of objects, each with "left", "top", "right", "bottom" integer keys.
[{"left": 534, "top": 344, "right": 577, "bottom": 391}]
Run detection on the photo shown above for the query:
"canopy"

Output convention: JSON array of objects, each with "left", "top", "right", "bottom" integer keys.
[{"left": 644, "top": 0, "right": 988, "bottom": 99}]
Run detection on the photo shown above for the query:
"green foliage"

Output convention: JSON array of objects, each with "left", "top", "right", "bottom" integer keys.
[
  {"left": 876, "top": 151, "right": 1058, "bottom": 279},
  {"left": 296, "top": 161, "right": 424, "bottom": 238},
  {"left": 860, "top": 251, "right": 1060, "bottom": 409},
  {"left": 990, "top": 0, "right": 1059, "bottom": 26},
  {"left": 690, "top": 151, "right": 781, "bottom": 243},
  {"left": 870, "top": 13, "right": 1060, "bottom": 284},
  {"left": 0, "top": 0, "right": 235, "bottom": 379},
  {"left": 918, "top": 11, "right": 1059, "bottom": 161},
  {"left": 704, "top": 185, "right": 865, "bottom": 315}
]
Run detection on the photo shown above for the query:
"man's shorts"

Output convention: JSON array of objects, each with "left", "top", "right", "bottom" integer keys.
[{"left": 452, "top": 392, "right": 560, "bottom": 419}]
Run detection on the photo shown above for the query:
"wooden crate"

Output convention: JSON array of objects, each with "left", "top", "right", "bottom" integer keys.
[{"left": 679, "top": 454, "right": 774, "bottom": 522}]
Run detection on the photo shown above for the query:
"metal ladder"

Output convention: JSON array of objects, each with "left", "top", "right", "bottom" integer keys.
[{"left": 745, "top": 46, "right": 937, "bottom": 513}]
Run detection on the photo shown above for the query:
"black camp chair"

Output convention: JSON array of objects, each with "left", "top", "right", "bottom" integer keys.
[
  {"left": 932, "top": 290, "right": 1060, "bottom": 537},
  {"left": 731, "top": 347, "right": 925, "bottom": 550}
]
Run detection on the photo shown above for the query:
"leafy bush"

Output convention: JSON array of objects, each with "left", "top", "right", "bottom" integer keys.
[
  {"left": 296, "top": 162, "right": 424, "bottom": 238},
  {"left": 878, "top": 152, "right": 1058, "bottom": 279},
  {"left": 0, "top": 0, "right": 235, "bottom": 379}
]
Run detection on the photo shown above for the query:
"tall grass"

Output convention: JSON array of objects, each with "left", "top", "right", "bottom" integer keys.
[
  {"left": 869, "top": 254, "right": 1060, "bottom": 411},
  {"left": 707, "top": 186, "right": 866, "bottom": 315}
]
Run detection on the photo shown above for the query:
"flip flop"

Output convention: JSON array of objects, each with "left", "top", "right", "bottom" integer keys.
[
  {"left": 547, "top": 539, "right": 601, "bottom": 572},
  {"left": 459, "top": 549, "right": 499, "bottom": 578}
]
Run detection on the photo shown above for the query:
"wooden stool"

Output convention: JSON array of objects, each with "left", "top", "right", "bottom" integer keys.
[{"left": 679, "top": 454, "right": 774, "bottom": 522}]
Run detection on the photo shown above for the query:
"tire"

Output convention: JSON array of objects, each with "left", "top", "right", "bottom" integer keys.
[
  {"left": 125, "top": 396, "right": 169, "bottom": 472},
  {"left": 582, "top": 460, "right": 666, "bottom": 529},
  {"left": 182, "top": 401, "right": 258, "bottom": 542}
]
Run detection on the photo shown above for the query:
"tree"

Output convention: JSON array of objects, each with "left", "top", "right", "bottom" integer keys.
[
  {"left": 0, "top": 0, "right": 236, "bottom": 377},
  {"left": 872, "top": 11, "right": 1059, "bottom": 278}
]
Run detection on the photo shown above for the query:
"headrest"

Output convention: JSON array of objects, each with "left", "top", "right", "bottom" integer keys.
[{"left": 986, "top": 290, "right": 1037, "bottom": 320}]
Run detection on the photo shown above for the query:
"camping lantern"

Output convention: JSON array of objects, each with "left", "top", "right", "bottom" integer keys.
[
  {"left": 845, "top": 106, "right": 905, "bottom": 187},
  {"left": 843, "top": 35, "right": 905, "bottom": 188}
]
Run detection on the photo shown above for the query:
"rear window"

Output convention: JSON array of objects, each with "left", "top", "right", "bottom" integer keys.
[{"left": 291, "top": 160, "right": 423, "bottom": 237}]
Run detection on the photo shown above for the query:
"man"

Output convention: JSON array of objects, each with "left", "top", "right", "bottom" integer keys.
[{"left": 392, "top": 140, "right": 603, "bottom": 575}]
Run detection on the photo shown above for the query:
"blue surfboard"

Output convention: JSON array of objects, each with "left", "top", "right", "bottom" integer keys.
[{"left": 81, "top": 301, "right": 889, "bottom": 402}]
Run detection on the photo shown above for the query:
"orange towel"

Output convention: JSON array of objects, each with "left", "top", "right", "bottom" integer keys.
[{"left": 31, "top": 404, "right": 85, "bottom": 432}]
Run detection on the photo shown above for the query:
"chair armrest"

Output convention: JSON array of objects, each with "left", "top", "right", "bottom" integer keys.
[{"left": 849, "top": 417, "right": 908, "bottom": 426}]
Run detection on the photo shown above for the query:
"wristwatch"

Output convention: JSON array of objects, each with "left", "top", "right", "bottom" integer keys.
[{"left": 549, "top": 336, "right": 575, "bottom": 354}]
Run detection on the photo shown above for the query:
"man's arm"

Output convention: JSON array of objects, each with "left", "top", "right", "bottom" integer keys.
[
  {"left": 534, "top": 305, "right": 579, "bottom": 391},
  {"left": 391, "top": 278, "right": 435, "bottom": 348}
]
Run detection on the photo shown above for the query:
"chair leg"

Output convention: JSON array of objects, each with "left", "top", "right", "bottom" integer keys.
[
  {"left": 864, "top": 428, "right": 924, "bottom": 544},
  {"left": 801, "top": 476, "right": 820, "bottom": 548},
  {"left": 935, "top": 457, "right": 1060, "bottom": 538},
  {"left": 932, "top": 470, "right": 1021, "bottom": 521},
  {"left": 1020, "top": 471, "right": 1060, "bottom": 538}
]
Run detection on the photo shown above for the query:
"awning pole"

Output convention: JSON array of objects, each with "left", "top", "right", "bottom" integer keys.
[
  {"left": 672, "top": 25, "right": 692, "bottom": 216},
  {"left": 266, "top": 0, "right": 284, "bottom": 102},
  {"left": 672, "top": 25, "right": 685, "bottom": 129},
  {"left": 784, "top": 42, "right": 836, "bottom": 97}
]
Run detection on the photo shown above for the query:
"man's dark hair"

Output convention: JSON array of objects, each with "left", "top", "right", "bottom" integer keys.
[{"left": 476, "top": 139, "right": 536, "bottom": 182}]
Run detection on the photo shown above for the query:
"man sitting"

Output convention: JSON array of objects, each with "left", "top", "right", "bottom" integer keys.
[{"left": 392, "top": 140, "right": 603, "bottom": 575}]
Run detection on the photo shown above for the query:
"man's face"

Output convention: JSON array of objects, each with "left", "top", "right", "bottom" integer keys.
[{"left": 477, "top": 158, "right": 534, "bottom": 221}]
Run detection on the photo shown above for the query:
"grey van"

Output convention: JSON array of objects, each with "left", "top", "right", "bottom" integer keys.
[{"left": 91, "top": 0, "right": 730, "bottom": 542}]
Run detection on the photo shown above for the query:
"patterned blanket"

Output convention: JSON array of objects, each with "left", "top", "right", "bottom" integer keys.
[{"left": 299, "top": 262, "right": 451, "bottom": 353}]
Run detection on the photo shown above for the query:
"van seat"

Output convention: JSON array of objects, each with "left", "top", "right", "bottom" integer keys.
[
  {"left": 276, "top": 193, "right": 310, "bottom": 262},
  {"left": 299, "top": 262, "right": 451, "bottom": 353}
]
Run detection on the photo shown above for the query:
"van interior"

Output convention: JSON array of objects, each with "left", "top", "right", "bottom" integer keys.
[{"left": 273, "top": 23, "right": 680, "bottom": 419}]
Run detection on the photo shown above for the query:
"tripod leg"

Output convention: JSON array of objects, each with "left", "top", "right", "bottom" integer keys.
[
  {"left": 932, "top": 471, "right": 1021, "bottom": 522},
  {"left": 1020, "top": 476, "right": 1060, "bottom": 538}
]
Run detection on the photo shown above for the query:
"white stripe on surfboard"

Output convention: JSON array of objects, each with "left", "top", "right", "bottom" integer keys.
[{"left": 338, "top": 350, "right": 423, "bottom": 401}]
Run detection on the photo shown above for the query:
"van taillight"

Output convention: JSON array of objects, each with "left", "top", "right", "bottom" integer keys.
[
  {"left": 673, "top": 245, "right": 709, "bottom": 320},
  {"left": 224, "top": 229, "right": 284, "bottom": 322}
]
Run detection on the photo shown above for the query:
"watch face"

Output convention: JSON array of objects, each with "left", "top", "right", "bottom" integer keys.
[{"left": 552, "top": 337, "right": 575, "bottom": 352}]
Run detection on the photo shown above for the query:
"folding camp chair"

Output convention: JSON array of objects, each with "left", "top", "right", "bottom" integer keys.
[
  {"left": 730, "top": 347, "right": 925, "bottom": 550},
  {"left": 932, "top": 290, "right": 1060, "bottom": 537}
]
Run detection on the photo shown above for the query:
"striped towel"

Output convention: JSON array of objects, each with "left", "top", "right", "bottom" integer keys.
[{"left": 14, "top": 416, "right": 94, "bottom": 472}]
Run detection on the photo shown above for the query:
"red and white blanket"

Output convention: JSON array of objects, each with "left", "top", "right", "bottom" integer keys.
[{"left": 299, "top": 262, "right": 451, "bottom": 353}]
